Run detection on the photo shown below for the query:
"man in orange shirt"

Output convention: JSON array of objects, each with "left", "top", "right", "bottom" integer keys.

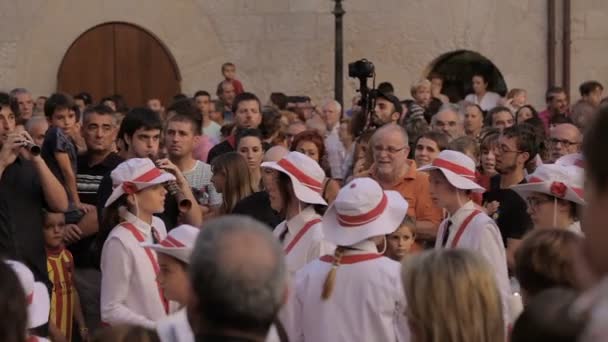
[{"left": 368, "top": 124, "right": 443, "bottom": 245}]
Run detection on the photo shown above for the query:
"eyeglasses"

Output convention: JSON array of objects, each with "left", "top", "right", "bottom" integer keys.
[
  {"left": 527, "top": 196, "right": 553, "bottom": 208},
  {"left": 497, "top": 144, "right": 523, "bottom": 154},
  {"left": 549, "top": 138, "right": 580, "bottom": 148},
  {"left": 373, "top": 145, "right": 407, "bottom": 154}
]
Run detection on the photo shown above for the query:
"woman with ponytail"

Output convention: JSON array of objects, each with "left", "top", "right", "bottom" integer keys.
[
  {"left": 99, "top": 158, "right": 175, "bottom": 329},
  {"left": 285, "top": 177, "right": 410, "bottom": 341}
]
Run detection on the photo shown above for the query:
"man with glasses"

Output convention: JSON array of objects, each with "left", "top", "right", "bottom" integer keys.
[
  {"left": 549, "top": 123, "right": 581, "bottom": 162},
  {"left": 367, "top": 124, "right": 442, "bottom": 245},
  {"left": 483, "top": 125, "right": 536, "bottom": 270}
]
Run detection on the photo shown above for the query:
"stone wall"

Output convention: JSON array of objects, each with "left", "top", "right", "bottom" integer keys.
[{"left": 0, "top": 0, "right": 605, "bottom": 108}]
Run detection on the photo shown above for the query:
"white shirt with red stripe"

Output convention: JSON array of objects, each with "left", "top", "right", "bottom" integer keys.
[
  {"left": 273, "top": 206, "right": 335, "bottom": 275},
  {"left": 285, "top": 240, "right": 410, "bottom": 342},
  {"left": 100, "top": 210, "right": 168, "bottom": 329},
  {"left": 434, "top": 200, "right": 511, "bottom": 323}
]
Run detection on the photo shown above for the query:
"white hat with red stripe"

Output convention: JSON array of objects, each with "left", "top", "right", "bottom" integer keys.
[
  {"left": 261, "top": 151, "right": 328, "bottom": 206},
  {"left": 142, "top": 225, "right": 200, "bottom": 264},
  {"left": 323, "top": 177, "right": 408, "bottom": 246},
  {"left": 555, "top": 153, "right": 585, "bottom": 169},
  {"left": 418, "top": 150, "right": 485, "bottom": 192},
  {"left": 5, "top": 260, "right": 50, "bottom": 328},
  {"left": 511, "top": 163, "right": 585, "bottom": 205},
  {"left": 105, "top": 158, "right": 176, "bottom": 207}
]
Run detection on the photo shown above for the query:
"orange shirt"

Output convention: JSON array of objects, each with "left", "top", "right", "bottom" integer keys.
[
  {"left": 371, "top": 160, "right": 443, "bottom": 225},
  {"left": 47, "top": 247, "right": 75, "bottom": 341}
]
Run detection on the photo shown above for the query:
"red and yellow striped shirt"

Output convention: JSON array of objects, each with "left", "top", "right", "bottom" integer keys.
[{"left": 47, "top": 247, "right": 74, "bottom": 341}]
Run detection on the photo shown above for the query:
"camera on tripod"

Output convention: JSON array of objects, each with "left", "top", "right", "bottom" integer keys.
[
  {"left": 348, "top": 59, "right": 375, "bottom": 79},
  {"left": 348, "top": 59, "right": 377, "bottom": 135}
]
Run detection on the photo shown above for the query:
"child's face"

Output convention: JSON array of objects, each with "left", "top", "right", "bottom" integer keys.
[
  {"left": 157, "top": 253, "right": 191, "bottom": 305},
  {"left": 43, "top": 212, "right": 65, "bottom": 249},
  {"left": 50, "top": 108, "right": 77, "bottom": 132},
  {"left": 223, "top": 66, "right": 236, "bottom": 80},
  {"left": 386, "top": 225, "right": 415, "bottom": 261}
]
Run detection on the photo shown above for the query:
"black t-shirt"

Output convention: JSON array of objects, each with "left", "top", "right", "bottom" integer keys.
[
  {"left": 41, "top": 127, "right": 78, "bottom": 198},
  {"left": 0, "top": 158, "right": 49, "bottom": 285},
  {"left": 232, "top": 191, "right": 282, "bottom": 229},
  {"left": 71, "top": 153, "right": 123, "bottom": 268},
  {"left": 482, "top": 175, "right": 533, "bottom": 245}
]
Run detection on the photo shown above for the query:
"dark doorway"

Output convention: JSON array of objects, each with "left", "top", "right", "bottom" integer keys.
[
  {"left": 428, "top": 50, "right": 507, "bottom": 103},
  {"left": 57, "top": 22, "right": 181, "bottom": 108}
]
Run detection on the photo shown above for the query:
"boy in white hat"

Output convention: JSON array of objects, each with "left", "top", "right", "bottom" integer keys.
[
  {"left": 5, "top": 259, "right": 51, "bottom": 342},
  {"left": 261, "top": 151, "right": 333, "bottom": 274},
  {"left": 99, "top": 158, "right": 176, "bottom": 328},
  {"left": 511, "top": 163, "right": 584, "bottom": 234},
  {"left": 144, "top": 224, "right": 200, "bottom": 342},
  {"left": 286, "top": 177, "right": 410, "bottom": 342},
  {"left": 418, "top": 150, "right": 510, "bottom": 321}
]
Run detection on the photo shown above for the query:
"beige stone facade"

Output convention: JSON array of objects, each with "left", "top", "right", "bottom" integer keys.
[{"left": 0, "top": 0, "right": 606, "bottom": 108}]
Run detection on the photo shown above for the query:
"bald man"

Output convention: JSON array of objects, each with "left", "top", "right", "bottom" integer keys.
[
  {"left": 231, "top": 145, "right": 287, "bottom": 227},
  {"left": 549, "top": 123, "right": 581, "bottom": 162},
  {"left": 188, "top": 216, "right": 287, "bottom": 341}
]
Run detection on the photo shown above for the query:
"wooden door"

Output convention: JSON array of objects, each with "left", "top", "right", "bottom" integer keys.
[{"left": 57, "top": 22, "right": 181, "bottom": 108}]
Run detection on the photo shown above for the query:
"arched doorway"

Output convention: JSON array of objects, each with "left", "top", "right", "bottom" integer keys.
[
  {"left": 427, "top": 50, "right": 507, "bottom": 103},
  {"left": 57, "top": 22, "right": 181, "bottom": 108}
]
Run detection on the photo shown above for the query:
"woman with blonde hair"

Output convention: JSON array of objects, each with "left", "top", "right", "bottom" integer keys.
[
  {"left": 210, "top": 152, "right": 255, "bottom": 215},
  {"left": 402, "top": 249, "right": 505, "bottom": 342}
]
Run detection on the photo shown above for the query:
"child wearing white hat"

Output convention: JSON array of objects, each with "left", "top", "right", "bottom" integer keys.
[
  {"left": 419, "top": 150, "right": 511, "bottom": 323},
  {"left": 5, "top": 259, "right": 51, "bottom": 342},
  {"left": 511, "top": 163, "right": 584, "bottom": 234},
  {"left": 261, "top": 151, "right": 334, "bottom": 274},
  {"left": 100, "top": 158, "right": 176, "bottom": 329},
  {"left": 285, "top": 177, "right": 410, "bottom": 342},
  {"left": 146, "top": 224, "right": 200, "bottom": 342}
]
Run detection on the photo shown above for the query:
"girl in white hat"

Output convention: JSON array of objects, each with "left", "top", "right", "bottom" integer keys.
[
  {"left": 99, "top": 158, "right": 176, "bottom": 329},
  {"left": 511, "top": 163, "right": 584, "bottom": 234},
  {"left": 5, "top": 260, "right": 51, "bottom": 342},
  {"left": 261, "top": 151, "right": 333, "bottom": 274},
  {"left": 418, "top": 150, "right": 511, "bottom": 323},
  {"left": 285, "top": 177, "right": 410, "bottom": 342},
  {"left": 145, "top": 224, "right": 200, "bottom": 342}
]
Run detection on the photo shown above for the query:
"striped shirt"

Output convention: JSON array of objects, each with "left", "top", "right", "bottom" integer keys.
[
  {"left": 182, "top": 160, "right": 222, "bottom": 207},
  {"left": 47, "top": 247, "right": 75, "bottom": 341}
]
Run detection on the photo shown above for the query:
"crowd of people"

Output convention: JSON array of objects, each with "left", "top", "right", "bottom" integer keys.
[{"left": 0, "top": 60, "right": 608, "bottom": 342}]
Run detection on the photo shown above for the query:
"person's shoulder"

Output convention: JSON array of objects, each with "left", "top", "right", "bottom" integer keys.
[{"left": 104, "top": 152, "right": 124, "bottom": 168}]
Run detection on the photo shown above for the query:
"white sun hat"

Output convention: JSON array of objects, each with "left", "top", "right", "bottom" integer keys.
[
  {"left": 511, "top": 163, "right": 585, "bottom": 205},
  {"left": 323, "top": 177, "right": 408, "bottom": 246},
  {"left": 105, "top": 158, "right": 176, "bottom": 207},
  {"left": 555, "top": 153, "right": 584, "bottom": 169},
  {"left": 418, "top": 150, "right": 485, "bottom": 192},
  {"left": 261, "top": 151, "right": 327, "bottom": 206},
  {"left": 5, "top": 260, "right": 50, "bottom": 329},
  {"left": 141, "top": 225, "right": 200, "bottom": 264}
]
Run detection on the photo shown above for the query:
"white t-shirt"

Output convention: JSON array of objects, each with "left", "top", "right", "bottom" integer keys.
[
  {"left": 465, "top": 91, "right": 502, "bottom": 111},
  {"left": 202, "top": 121, "right": 222, "bottom": 144},
  {"left": 182, "top": 160, "right": 223, "bottom": 207}
]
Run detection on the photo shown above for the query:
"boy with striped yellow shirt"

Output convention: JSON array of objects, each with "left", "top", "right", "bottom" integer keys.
[{"left": 43, "top": 210, "right": 88, "bottom": 342}]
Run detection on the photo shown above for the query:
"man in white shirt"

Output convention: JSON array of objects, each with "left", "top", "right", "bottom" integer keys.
[
  {"left": 164, "top": 113, "right": 222, "bottom": 212},
  {"left": 320, "top": 100, "right": 345, "bottom": 180},
  {"left": 194, "top": 91, "right": 221, "bottom": 143},
  {"left": 419, "top": 150, "right": 510, "bottom": 322}
]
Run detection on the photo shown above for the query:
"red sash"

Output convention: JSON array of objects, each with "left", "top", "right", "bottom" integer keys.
[
  {"left": 320, "top": 253, "right": 382, "bottom": 264},
  {"left": 450, "top": 210, "right": 482, "bottom": 248},
  {"left": 284, "top": 219, "right": 322, "bottom": 254},
  {"left": 121, "top": 222, "right": 169, "bottom": 314}
]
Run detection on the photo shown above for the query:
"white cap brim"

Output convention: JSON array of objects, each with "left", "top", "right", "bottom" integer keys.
[
  {"left": 105, "top": 172, "right": 176, "bottom": 207},
  {"left": 323, "top": 191, "right": 407, "bottom": 246},
  {"left": 418, "top": 165, "right": 485, "bottom": 192},
  {"left": 140, "top": 244, "right": 192, "bottom": 264},
  {"left": 29, "top": 282, "right": 50, "bottom": 328},
  {"left": 261, "top": 161, "right": 327, "bottom": 206},
  {"left": 511, "top": 182, "right": 585, "bottom": 205}
]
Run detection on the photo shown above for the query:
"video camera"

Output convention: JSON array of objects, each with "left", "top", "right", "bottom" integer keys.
[{"left": 348, "top": 58, "right": 377, "bottom": 135}]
